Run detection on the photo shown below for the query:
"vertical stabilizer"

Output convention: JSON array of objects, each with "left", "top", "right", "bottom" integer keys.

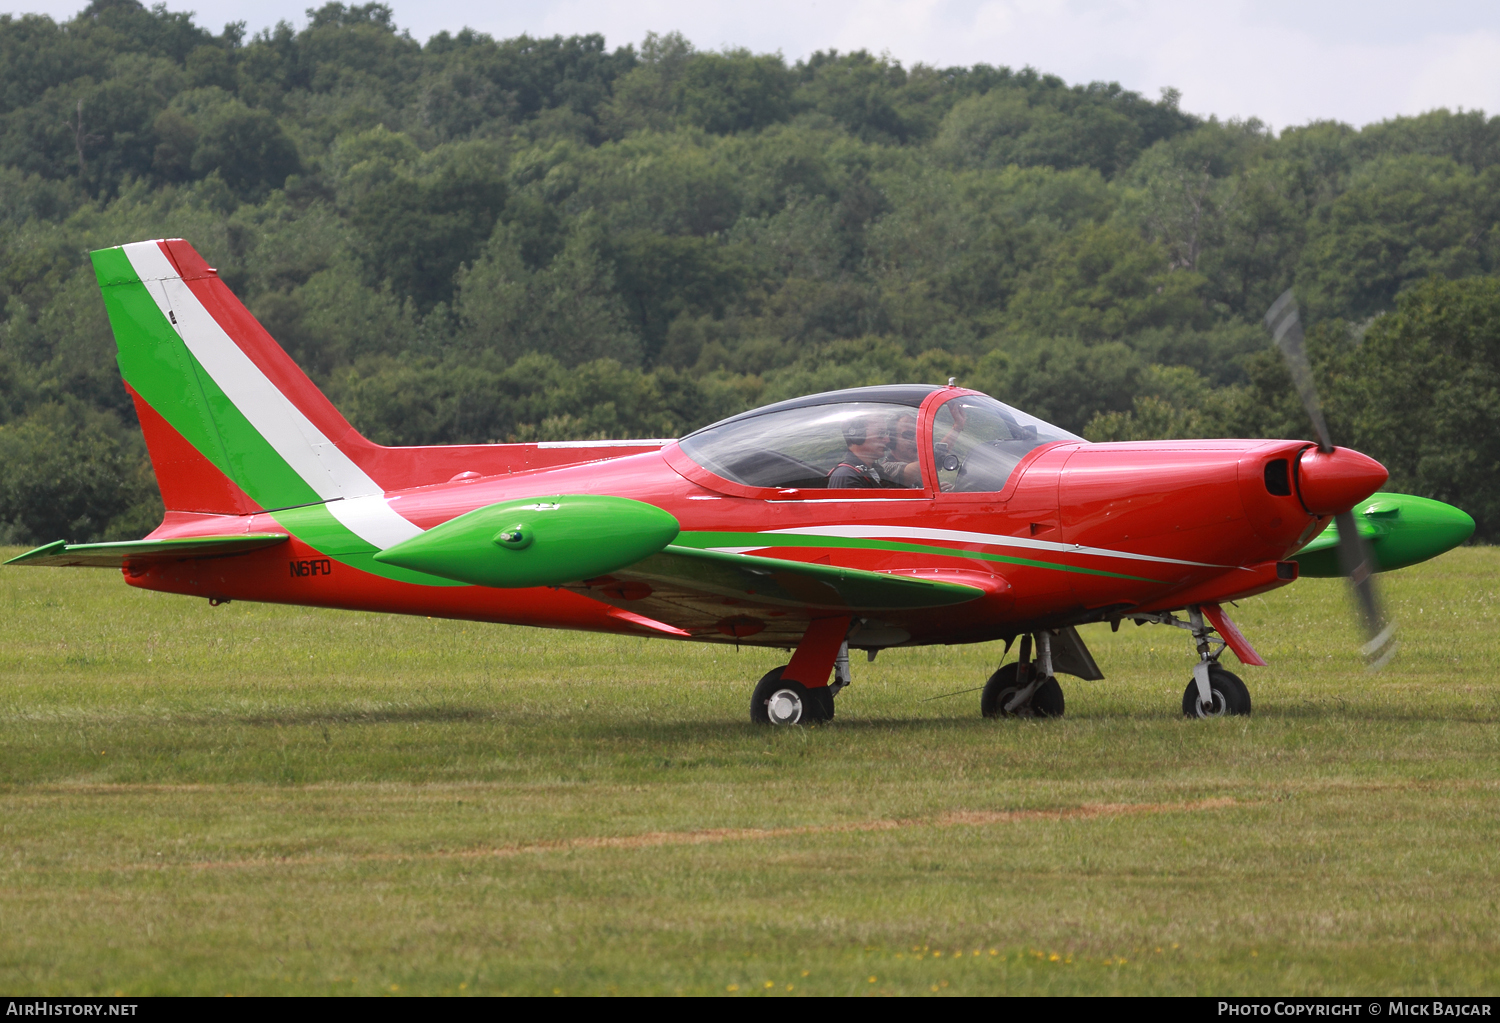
[{"left": 92, "top": 239, "right": 420, "bottom": 549}]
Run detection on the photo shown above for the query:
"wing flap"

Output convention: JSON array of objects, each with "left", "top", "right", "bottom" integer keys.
[
  {"left": 622, "top": 545, "right": 987, "bottom": 610},
  {"left": 5, "top": 534, "right": 289, "bottom": 568},
  {"left": 567, "top": 545, "right": 995, "bottom": 643}
]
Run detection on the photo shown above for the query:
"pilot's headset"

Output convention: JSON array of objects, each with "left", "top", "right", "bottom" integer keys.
[{"left": 842, "top": 415, "right": 871, "bottom": 449}]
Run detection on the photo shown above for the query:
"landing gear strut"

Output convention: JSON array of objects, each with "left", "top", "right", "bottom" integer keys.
[
  {"left": 982, "top": 632, "right": 1065, "bottom": 719},
  {"left": 751, "top": 635, "right": 851, "bottom": 726},
  {"left": 1127, "top": 605, "right": 1253, "bottom": 718},
  {"left": 1180, "top": 664, "right": 1251, "bottom": 718}
]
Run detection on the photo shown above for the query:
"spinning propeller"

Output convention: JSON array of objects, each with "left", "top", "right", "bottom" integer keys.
[{"left": 1265, "top": 289, "right": 1398, "bottom": 668}]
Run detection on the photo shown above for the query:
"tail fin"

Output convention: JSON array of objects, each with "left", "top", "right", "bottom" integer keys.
[
  {"left": 94, "top": 239, "right": 392, "bottom": 515},
  {"left": 94, "top": 238, "right": 674, "bottom": 541}
]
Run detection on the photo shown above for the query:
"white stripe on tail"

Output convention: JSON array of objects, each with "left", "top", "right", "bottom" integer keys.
[{"left": 123, "top": 240, "right": 421, "bottom": 549}]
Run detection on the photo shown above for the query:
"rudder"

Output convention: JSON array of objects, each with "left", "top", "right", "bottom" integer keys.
[
  {"left": 92, "top": 239, "right": 426, "bottom": 552},
  {"left": 93, "top": 239, "right": 384, "bottom": 514}
]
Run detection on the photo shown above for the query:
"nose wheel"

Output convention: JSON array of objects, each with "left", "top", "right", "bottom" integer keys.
[
  {"left": 1126, "top": 606, "right": 1258, "bottom": 718},
  {"left": 1182, "top": 664, "right": 1252, "bottom": 718}
]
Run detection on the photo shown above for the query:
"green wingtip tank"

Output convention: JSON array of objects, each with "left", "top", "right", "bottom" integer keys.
[
  {"left": 374, "top": 494, "right": 681, "bottom": 588},
  {"left": 1290, "top": 493, "right": 1476, "bottom": 578}
]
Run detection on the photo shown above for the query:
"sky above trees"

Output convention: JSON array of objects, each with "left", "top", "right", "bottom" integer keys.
[{"left": 6, "top": 0, "right": 1498, "bottom": 128}]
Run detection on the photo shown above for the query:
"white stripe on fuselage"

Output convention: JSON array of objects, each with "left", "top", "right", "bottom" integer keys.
[
  {"left": 123, "top": 241, "right": 421, "bottom": 549},
  {"left": 536, "top": 439, "right": 675, "bottom": 448},
  {"left": 747, "top": 524, "right": 1230, "bottom": 568}
]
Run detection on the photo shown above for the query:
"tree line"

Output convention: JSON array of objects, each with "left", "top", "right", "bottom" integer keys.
[{"left": 2, "top": 0, "right": 1498, "bottom": 543}]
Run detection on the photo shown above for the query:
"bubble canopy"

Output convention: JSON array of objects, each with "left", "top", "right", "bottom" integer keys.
[
  {"left": 677, "top": 386, "right": 1080, "bottom": 492},
  {"left": 930, "top": 392, "right": 1081, "bottom": 492}
]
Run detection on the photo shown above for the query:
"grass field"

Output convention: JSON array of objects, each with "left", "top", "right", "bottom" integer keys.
[{"left": 1, "top": 546, "right": 1497, "bottom": 996}]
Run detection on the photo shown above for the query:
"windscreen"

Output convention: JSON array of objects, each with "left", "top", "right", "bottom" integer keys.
[
  {"left": 931, "top": 394, "right": 1079, "bottom": 492},
  {"left": 679, "top": 402, "right": 924, "bottom": 490}
]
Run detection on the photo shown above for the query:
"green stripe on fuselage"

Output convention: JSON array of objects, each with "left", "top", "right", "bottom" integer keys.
[{"left": 675, "top": 531, "right": 1163, "bottom": 582}]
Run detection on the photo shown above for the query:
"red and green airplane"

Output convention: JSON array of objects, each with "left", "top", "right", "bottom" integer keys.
[{"left": 6, "top": 239, "right": 1476, "bottom": 723}]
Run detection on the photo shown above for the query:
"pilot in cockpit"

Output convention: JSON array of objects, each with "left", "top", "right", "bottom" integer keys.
[{"left": 827, "top": 414, "right": 891, "bottom": 487}]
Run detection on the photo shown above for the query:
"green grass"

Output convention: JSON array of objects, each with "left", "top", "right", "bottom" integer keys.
[{"left": 2, "top": 547, "right": 1498, "bottom": 996}]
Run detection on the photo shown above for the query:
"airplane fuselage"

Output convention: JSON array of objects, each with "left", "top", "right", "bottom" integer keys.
[{"left": 125, "top": 432, "right": 1346, "bottom": 650}]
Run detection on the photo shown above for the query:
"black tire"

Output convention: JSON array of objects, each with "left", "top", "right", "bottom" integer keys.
[
  {"left": 751, "top": 666, "right": 834, "bottom": 725},
  {"left": 1181, "top": 664, "right": 1252, "bottom": 718},
  {"left": 981, "top": 664, "right": 1065, "bottom": 719},
  {"left": 1032, "top": 676, "right": 1065, "bottom": 718},
  {"left": 981, "top": 663, "right": 1021, "bottom": 718}
]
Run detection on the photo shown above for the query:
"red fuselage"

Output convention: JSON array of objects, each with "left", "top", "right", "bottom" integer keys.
[{"left": 126, "top": 386, "right": 1387, "bottom": 650}]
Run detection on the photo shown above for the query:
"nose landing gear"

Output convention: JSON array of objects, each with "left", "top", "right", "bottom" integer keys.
[
  {"left": 1181, "top": 664, "right": 1252, "bottom": 718},
  {"left": 1128, "top": 604, "right": 1256, "bottom": 718}
]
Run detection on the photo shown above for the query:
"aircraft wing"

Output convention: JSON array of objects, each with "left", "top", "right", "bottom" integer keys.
[
  {"left": 565, "top": 544, "right": 994, "bottom": 643},
  {"left": 370, "top": 495, "right": 995, "bottom": 643},
  {"left": 6, "top": 535, "right": 289, "bottom": 568}
]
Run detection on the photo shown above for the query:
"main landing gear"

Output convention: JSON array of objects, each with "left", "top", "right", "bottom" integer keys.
[
  {"left": 751, "top": 617, "right": 851, "bottom": 726},
  {"left": 1126, "top": 605, "right": 1254, "bottom": 718},
  {"left": 981, "top": 632, "right": 1065, "bottom": 718},
  {"left": 750, "top": 662, "right": 841, "bottom": 724}
]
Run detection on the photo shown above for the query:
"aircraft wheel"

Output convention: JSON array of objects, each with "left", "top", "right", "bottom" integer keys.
[
  {"left": 981, "top": 664, "right": 1065, "bottom": 719},
  {"left": 1032, "top": 677, "right": 1065, "bottom": 717},
  {"left": 1181, "top": 665, "right": 1252, "bottom": 718},
  {"left": 751, "top": 666, "right": 834, "bottom": 725}
]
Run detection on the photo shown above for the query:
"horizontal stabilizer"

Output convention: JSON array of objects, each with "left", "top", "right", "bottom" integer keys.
[{"left": 6, "top": 534, "right": 289, "bottom": 568}]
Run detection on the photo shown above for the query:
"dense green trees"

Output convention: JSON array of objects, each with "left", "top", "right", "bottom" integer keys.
[
  {"left": 1332, "top": 277, "right": 1500, "bottom": 539},
  {"left": 1, "top": 0, "right": 1498, "bottom": 542}
]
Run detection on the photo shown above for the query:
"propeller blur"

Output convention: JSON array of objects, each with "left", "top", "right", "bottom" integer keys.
[{"left": 1265, "top": 288, "right": 1424, "bottom": 669}]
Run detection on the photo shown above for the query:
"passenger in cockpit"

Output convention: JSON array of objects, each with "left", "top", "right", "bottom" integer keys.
[{"left": 877, "top": 411, "right": 923, "bottom": 487}]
